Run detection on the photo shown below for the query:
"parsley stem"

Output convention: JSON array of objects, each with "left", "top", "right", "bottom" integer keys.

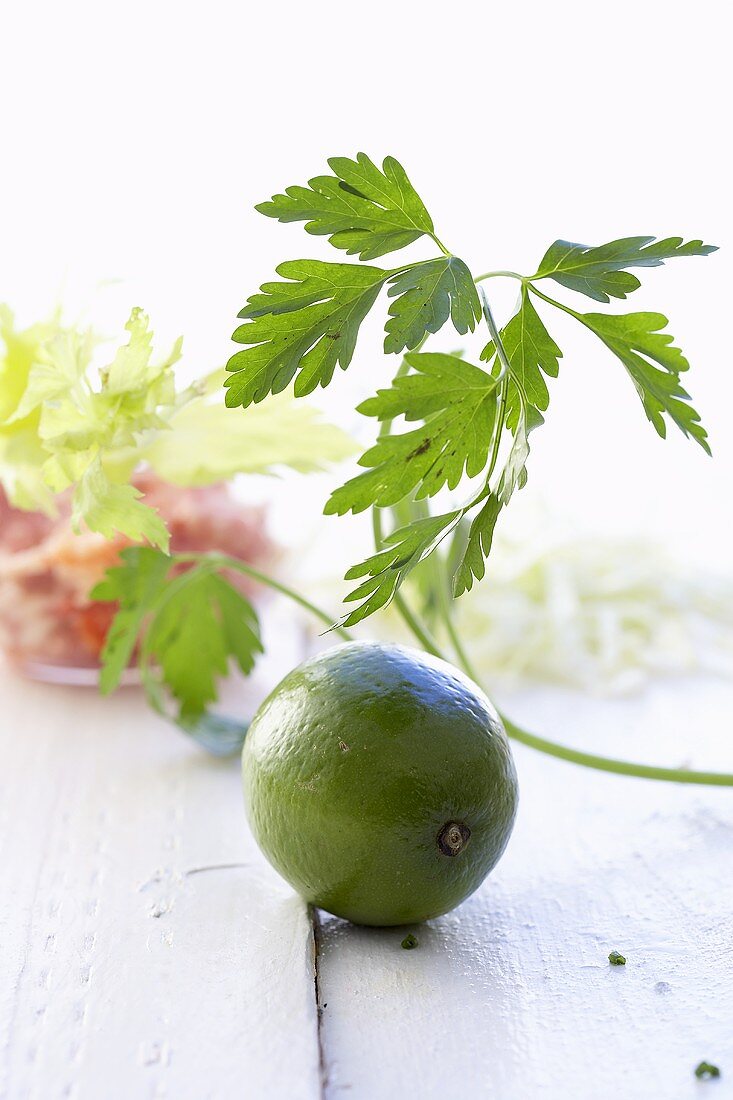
[
  {"left": 359, "top": 283, "right": 731, "bottom": 785},
  {"left": 479, "top": 288, "right": 513, "bottom": 379},
  {"left": 174, "top": 552, "right": 733, "bottom": 784},
  {"left": 485, "top": 375, "right": 508, "bottom": 485},
  {"left": 474, "top": 270, "right": 525, "bottom": 283},
  {"left": 525, "top": 282, "right": 583, "bottom": 321},
  {"left": 499, "top": 717, "right": 733, "bottom": 786},
  {"left": 433, "top": 555, "right": 482, "bottom": 682},
  {"left": 399, "top": 603, "right": 733, "bottom": 784},
  {"left": 172, "top": 552, "right": 352, "bottom": 642},
  {"left": 371, "top": 507, "right": 443, "bottom": 659},
  {"left": 369, "top": 344, "right": 450, "bottom": 661},
  {"left": 385, "top": 560, "right": 733, "bottom": 786},
  {"left": 394, "top": 594, "right": 443, "bottom": 658},
  {"left": 429, "top": 233, "right": 451, "bottom": 257}
]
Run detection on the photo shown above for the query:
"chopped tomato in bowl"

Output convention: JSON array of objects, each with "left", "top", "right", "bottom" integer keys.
[{"left": 0, "top": 473, "right": 274, "bottom": 682}]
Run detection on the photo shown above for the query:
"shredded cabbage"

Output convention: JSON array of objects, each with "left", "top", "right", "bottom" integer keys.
[
  {"left": 447, "top": 534, "right": 733, "bottom": 693},
  {"left": 294, "top": 519, "right": 733, "bottom": 694}
]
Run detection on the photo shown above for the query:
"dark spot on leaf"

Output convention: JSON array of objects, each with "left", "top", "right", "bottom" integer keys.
[{"left": 407, "top": 439, "right": 431, "bottom": 459}]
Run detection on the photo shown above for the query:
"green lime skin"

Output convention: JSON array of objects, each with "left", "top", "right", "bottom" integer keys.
[{"left": 242, "top": 641, "right": 518, "bottom": 926}]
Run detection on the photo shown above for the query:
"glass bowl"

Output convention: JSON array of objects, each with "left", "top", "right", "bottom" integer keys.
[{"left": 0, "top": 473, "right": 274, "bottom": 685}]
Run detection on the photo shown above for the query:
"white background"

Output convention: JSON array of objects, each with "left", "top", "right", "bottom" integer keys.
[{"left": 1, "top": 0, "right": 731, "bottom": 574}]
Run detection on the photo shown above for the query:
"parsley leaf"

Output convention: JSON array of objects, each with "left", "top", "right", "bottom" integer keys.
[
  {"left": 448, "top": 288, "right": 550, "bottom": 597},
  {"left": 93, "top": 546, "right": 172, "bottom": 692},
  {"left": 93, "top": 548, "right": 263, "bottom": 728},
  {"left": 384, "top": 258, "right": 481, "bottom": 355},
  {"left": 579, "top": 311, "right": 710, "bottom": 453},
  {"left": 225, "top": 260, "right": 389, "bottom": 407},
  {"left": 608, "top": 950, "right": 627, "bottom": 965},
  {"left": 329, "top": 298, "right": 548, "bottom": 610},
  {"left": 534, "top": 236, "right": 717, "bottom": 303},
  {"left": 255, "top": 153, "right": 435, "bottom": 261},
  {"left": 451, "top": 494, "right": 502, "bottom": 597},
  {"left": 497, "top": 411, "right": 532, "bottom": 503},
  {"left": 148, "top": 568, "right": 261, "bottom": 719},
  {"left": 482, "top": 286, "right": 561, "bottom": 429},
  {"left": 228, "top": 154, "right": 482, "bottom": 414},
  {"left": 225, "top": 257, "right": 482, "bottom": 409},
  {"left": 450, "top": 400, "right": 534, "bottom": 598},
  {"left": 339, "top": 511, "right": 460, "bottom": 627},
  {"left": 225, "top": 152, "right": 718, "bottom": 638},
  {"left": 325, "top": 352, "right": 498, "bottom": 515}
]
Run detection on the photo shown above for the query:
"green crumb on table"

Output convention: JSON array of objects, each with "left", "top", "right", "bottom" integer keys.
[
  {"left": 695, "top": 1062, "right": 721, "bottom": 1080},
  {"left": 401, "top": 933, "right": 419, "bottom": 950},
  {"left": 608, "top": 951, "right": 626, "bottom": 965}
]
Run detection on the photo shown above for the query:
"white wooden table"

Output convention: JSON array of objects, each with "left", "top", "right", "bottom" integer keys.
[{"left": 2, "top": 647, "right": 732, "bottom": 1100}]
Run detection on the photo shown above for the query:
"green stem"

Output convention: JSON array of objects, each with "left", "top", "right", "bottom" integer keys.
[
  {"left": 190, "top": 280, "right": 731, "bottom": 786},
  {"left": 364, "top": 281, "right": 732, "bottom": 785},
  {"left": 386, "top": 574, "right": 733, "bottom": 787},
  {"left": 433, "top": 555, "right": 481, "bottom": 681},
  {"left": 526, "top": 281, "right": 583, "bottom": 321},
  {"left": 367, "top": 342, "right": 444, "bottom": 660},
  {"left": 173, "top": 552, "right": 352, "bottom": 642},
  {"left": 474, "top": 269, "right": 525, "bottom": 283},
  {"left": 429, "top": 233, "right": 451, "bottom": 256},
  {"left": 479, "top": 288, "right": 513, "bottom": 378},
  {"left": 176, "top": 555, "right": 732, "bottom": 785},
  {"left": 501, "top": 717, "right": 733, "bottom": 787},
  {"left": 485, "top": 375, "right": 508, "bottom": 484},
  {"left": 443, "top": 288, "right": 508, "bottom": 573},
  {"left": 393, "top": 592, "right": 443, "bottom": 659},
  {"left": 371, "top": 508, "right": 443, "bottom": 659}
]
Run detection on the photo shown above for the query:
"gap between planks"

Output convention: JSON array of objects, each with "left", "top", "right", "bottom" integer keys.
[{"left": 310, "top": 906, "right": 329, "bottom": 1099}]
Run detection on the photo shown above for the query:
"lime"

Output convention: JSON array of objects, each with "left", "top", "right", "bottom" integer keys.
[{"left": 242, "top": 641, "right": 518, "bottom": 926}]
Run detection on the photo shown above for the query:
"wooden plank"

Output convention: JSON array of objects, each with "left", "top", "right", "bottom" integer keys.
[
  {"left": 0, "top": 657, "right": 321, "bottom": 1100},
  {"left": 316, "top": 678, "right": 733, "bottom": 1099}
]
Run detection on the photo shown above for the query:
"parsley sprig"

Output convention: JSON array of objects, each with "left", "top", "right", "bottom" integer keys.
[
  {"left": 228, "top": 152, "right": 713, "bottom": 627},
  {"left": 92, "top": 546, "right": 351, "bottom": 753},
  {"left": 95, "top": 152, "right": 733, "bottom": 786}
]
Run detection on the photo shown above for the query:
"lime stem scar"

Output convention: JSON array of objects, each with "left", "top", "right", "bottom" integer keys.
[{"left": 438, "top": 821, "right": 471, "bottom": 856}]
